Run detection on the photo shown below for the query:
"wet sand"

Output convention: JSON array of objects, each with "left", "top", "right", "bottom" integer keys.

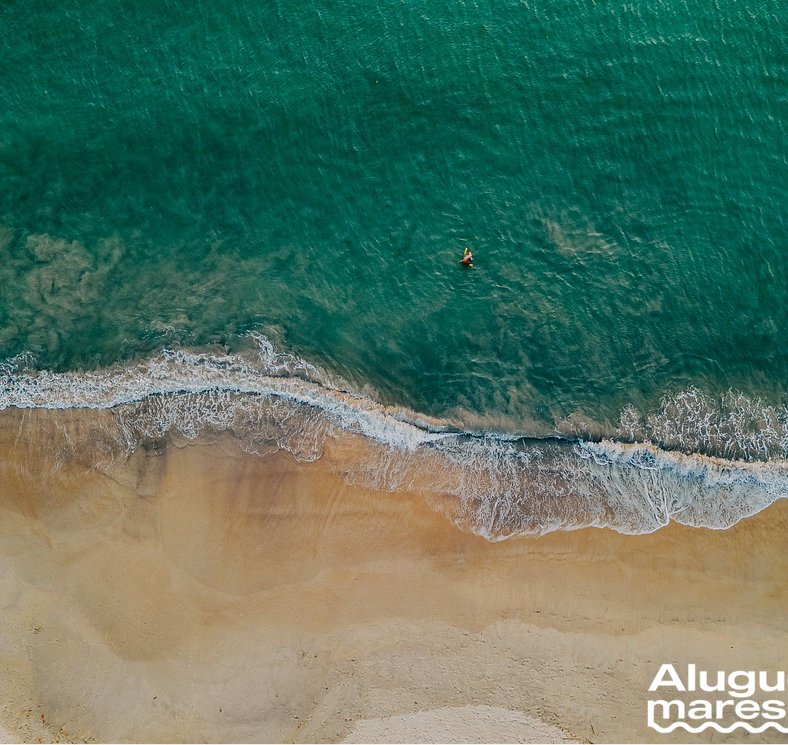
[{"left": 0, "top": 408, "right": 785, "bottom": 743}]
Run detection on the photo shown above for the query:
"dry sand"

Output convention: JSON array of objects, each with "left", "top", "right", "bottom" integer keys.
[{"left": 0, "top": 408, "right": 785, "bottom": 743}]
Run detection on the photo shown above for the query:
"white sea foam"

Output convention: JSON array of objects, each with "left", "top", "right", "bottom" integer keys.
[
  {"left": 347, "top": 434, "right": 786, "bottom": 538},
  {"left": 0, "top": 343, "right": 445, "bottom": 453},
  {"left": 1, "top": 337, "right": 786, "bottom": 538},
  {"left": 614, "top": 388, "right": 788, "bottom": 461}
]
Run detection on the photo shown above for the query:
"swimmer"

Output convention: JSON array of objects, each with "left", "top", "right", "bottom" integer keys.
[{"left": 460, "top": 247, "right": 474, "bottom": 267}]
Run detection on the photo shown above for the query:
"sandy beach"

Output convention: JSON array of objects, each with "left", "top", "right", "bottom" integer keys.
[{"left": 0, "top": 407, "right": 785, "bottom": 743}]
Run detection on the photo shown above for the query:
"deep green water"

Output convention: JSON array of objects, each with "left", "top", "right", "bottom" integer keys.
[{"left": 1, "top": 0, "right": 785, "bottom": 432}]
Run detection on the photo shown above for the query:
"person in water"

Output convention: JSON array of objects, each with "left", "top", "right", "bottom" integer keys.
[{"left": 460, "top": 247, "right": 474, "bottom": 266}]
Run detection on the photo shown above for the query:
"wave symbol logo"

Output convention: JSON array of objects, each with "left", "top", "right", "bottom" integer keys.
[{"left": 647, "top": 664, "right": 787, "bottom": 735}]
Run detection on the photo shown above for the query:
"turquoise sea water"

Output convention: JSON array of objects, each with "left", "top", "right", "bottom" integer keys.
[{"left": 1, "top": 1, "right": 786, "bottom": 533}]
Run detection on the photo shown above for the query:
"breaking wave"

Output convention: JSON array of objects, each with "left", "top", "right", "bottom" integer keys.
[{"left": 1, "top": 336, "right": 786, "bottom": 538}]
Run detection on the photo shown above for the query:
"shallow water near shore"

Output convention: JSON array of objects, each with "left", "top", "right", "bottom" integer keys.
[{"left": 2, "top": 339, "right": 786, "bottom": 537}]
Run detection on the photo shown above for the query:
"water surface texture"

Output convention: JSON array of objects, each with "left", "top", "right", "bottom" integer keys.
[{"left": 1, "top": 1, "right": 786, "bottom": 533}]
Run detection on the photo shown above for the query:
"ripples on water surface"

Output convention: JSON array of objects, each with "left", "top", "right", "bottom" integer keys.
[{"left": 0, "top": 0, "right": 785, "bottom": 533}]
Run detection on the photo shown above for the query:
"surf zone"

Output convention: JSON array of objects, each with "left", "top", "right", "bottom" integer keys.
[{"left": 647, "top": 663, "right": 787, "bottom": 734}]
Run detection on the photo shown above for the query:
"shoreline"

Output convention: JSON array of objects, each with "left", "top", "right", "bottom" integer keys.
[
  {"left": 0, "top": 408, "right": 785, "bottom": 742},
  {"left": 3, "top": 339, "right": 788, "bottom": 465},
  {"left": 2, "top": 373, "right": 786, "bottom": 540}
]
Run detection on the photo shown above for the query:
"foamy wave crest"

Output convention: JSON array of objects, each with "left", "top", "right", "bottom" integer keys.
[
  {"left": 0, "top": 341, "right": 447, "bottom": 453},
  {"left": 616, "top": 387, "right": 788, "bottom": 461},
  {"left": 1, "top": 339, "right": 786, "bottom": 537},
  {"left": 347, "top": 435, "right": 786, "bottom": 538}
]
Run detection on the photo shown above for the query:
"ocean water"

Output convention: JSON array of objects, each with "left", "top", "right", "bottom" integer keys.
[{"left": 1, "top": 0, "right": 786, "bottom": 535}]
